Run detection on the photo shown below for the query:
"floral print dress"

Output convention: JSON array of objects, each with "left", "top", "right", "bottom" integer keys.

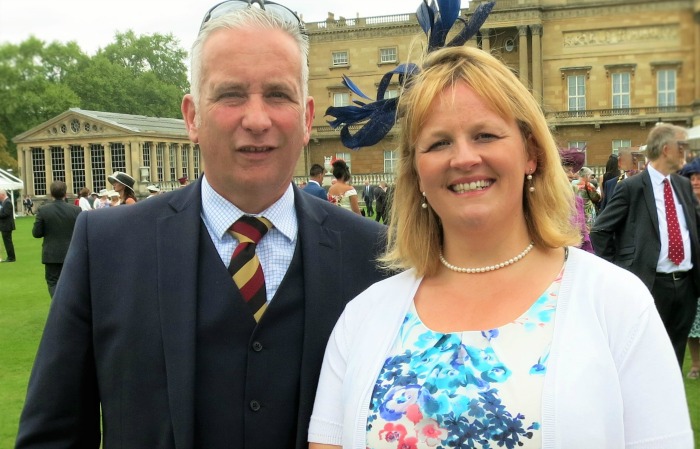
[{"left": 366, "top": 271, "right": 562, "bottom": 449}]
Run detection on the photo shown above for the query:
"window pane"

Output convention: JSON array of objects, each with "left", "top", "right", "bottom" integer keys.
[
  {"left": 567, "top": 75, "right": 585, "bottom": 111},
  {"left": 332, "top": 51, "right": 348, "bottom": 66},
  {"left": 333, "top": 93, "right": 349, "bottom": 107},
  {"left": 336, "top": 152, "right": 351, "bottom": 171}
]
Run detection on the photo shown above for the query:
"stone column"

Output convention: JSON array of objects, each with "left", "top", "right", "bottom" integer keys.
[
  {"left": 530, "top": 24, "right": 543, "bottom": 103},
  {"left": 149, "top": 142, "right": 157, "bottom": 184},
  {"left": 164, "top": 143, "right": 173, "bottom": 182},
  {"left": 174, "top": 143, "right": 183, "bottom": 180},
  {"left": 481, "top": 28, "right": 491, "bottom": 53},
  {"left": 695, "top": 11, "right": 700, "bottom": 101},
  {"left": 44, "top": 147, "right": 53, "bottom": 185},
  {"left": 129, "top": 141, "right": 140, "bottom": 178},
  {"left": 104, "top": 142, "right": 113, "bottom": 174},
  {"left": 185, "top": 144, "right": 193, "bottom": 181},
  {"left": 64, "top": 146, "right": 74, "bottom": 195},
  {"left": 84, "top": 144, "right": 93, "bottom": 190},
  {"left": 517, "top": 25, "right": 529, "bottom": 87}
]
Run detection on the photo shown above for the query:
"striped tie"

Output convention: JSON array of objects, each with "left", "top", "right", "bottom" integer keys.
[{"left": 228, "top": 216, "right": 273, "bottom": 321}]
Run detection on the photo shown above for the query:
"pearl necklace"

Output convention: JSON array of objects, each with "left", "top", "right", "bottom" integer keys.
[{"left": 439, "top": 242, "right": 535, "bottom": 274}]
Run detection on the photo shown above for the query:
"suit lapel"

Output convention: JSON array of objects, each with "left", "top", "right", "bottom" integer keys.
[
  {"left": 156, "top": 181, "right": 202, "bottom": 449},
  {"left": 293, "top": 187, "right": 342, "bottom": 445},
  {"left": 641, "top": 170, "right": 660, "bottom": 238}
]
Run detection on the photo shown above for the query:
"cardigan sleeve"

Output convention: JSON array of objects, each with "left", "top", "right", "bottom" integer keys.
[
  {"left": 615, "top": 292, "right": 694, "bottom": 448},
  {"left": 307, "top": 309, "right": 351, "bottom": 445}
]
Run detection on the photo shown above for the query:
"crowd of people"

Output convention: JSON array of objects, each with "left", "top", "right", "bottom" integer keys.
[
  {"left": 299, "top": 160, "right": 393, "bottom": 223},
  {"left": 7, "top": 1, "right": 697, "bottom": 448}
]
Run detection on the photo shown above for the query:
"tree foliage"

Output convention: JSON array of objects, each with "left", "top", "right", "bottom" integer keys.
[{"left": 0, "top": 32, "right": 189, "bottom": 160}]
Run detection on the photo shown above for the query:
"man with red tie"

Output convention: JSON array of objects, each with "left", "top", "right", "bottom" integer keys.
[{"left": 592, "top": 123, "right": 699, "bottom": 367}]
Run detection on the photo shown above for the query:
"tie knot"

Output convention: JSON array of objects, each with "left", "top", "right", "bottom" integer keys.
[{"left": 230, "top": 215, "right": 272, "bottom": 244}]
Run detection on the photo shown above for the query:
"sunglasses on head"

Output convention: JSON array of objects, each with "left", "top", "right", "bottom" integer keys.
[{"left": 199, "top": 0, "right": 302, "bottom": 32}]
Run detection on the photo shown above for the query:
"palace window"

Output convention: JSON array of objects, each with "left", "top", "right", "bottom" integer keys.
[
  {"left": 567, "top": 75, "right": 586, "bottom": 112},
  {"left": 612, "top": 72, "right": 631, "bottom": 109},
  {"left": 384, "top": 150, "right": 398, "bottom": 173},
  {"left": 336, "top": 152, "right": 351, "bottom": 172},
  {"left": 181, "top": 144, "right": 190, "bottom": 178},
  {"left": 70, "top": 145, "right": 86, "bottom": 193},
  {"left": 193, "top": 145, "right": 201, "bottom": 179},
  {"left": 379, "top": 47, "right": 397, "bottom": 64},
  {"left": 384, "top": 89, "right": 399, "bottom": 99},
  {"left": 333, "top": 92, "right": 350, "bottom": 107},
  {"left": 50, "top": 146, "right": 65, "bottom": 183},
  {"left": 111, "top": 143, "right": 126, "bottom": 174},
  {"left": 156, "top": 143, "right": 165, "bottom": 183},
  {"left": 91, "top": 144, "right": 106, "bottom": 192},
  {"left": 568, "top": 141, "right": 587, "bottom": 164},
  {"left": 612, "top": 139, "right": 632, "bottom": 155},
  {"left": 332, "top": 51, "right": 349, "bottom": 67},
  {"left": 657, "top": 69, "right": 676, "bottom": 107},
  {"left": 142, "top": 142, "right": 151, "bottom": 168},
  {"left": 32, "top": 148, "right": 46, "bottom": 196}
]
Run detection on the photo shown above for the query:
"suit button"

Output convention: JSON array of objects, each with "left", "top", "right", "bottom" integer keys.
[
  {"left": 252, "top": 341, "right": 263, "bottom": 352},
  {"left": 250, "top": 400, "right": 261, "bottom": 412}
]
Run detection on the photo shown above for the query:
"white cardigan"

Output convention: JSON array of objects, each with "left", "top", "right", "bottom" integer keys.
[{"left": 308, "top": 248, "right": 693, "bottom": 448}]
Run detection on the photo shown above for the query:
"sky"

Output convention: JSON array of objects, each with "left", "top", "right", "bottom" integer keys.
[{"left": 0, "top": 0, "right": 423, "bottom": 55}]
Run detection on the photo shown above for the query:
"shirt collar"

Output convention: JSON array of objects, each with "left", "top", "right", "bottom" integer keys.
[
  {"left": 646, "top": 163, "right": 669, "bottom": 186},
  {"left": 201, "top": 176, "right": 297, "bottom": 243}
]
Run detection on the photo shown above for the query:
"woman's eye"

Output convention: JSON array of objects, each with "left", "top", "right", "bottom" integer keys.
[
  {"left": 427, "top": 140, "right": 451, "bottom": 151},
  {"left": 476, "top": 133, "right": 498, "bottom": 141}
]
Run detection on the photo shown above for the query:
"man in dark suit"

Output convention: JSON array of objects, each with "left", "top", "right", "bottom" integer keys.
[
  {"left": 362, "top": 180, "right": 374, "bottom": 216},
  {"left": 591, "top": 123, "right": 698, "bottom": 366},
  {"left": 599, "top": 148, "right": 634, "bottom": 211},
  {"left": 32, "top": 181, "right": 82, "bottom": 297},
  {"left": 301, "top": 163, "right": 328, "bottom": 201},
  {"left": 0, "top": 189, "right": 16, "bottom": 262},
  {"left": 16, "top": 5, "right": 386, "bottom": 449},
  {"left": 374, "top": 181, "right": 388, "bottom": 223}
]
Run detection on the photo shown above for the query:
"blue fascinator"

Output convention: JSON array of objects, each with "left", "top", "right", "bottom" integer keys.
[
  {"left": 325, "top": 0, "right": 495, "bottom": 150},
  {"left": 680, "top": 158, "right": 700, "bottom": 178}
]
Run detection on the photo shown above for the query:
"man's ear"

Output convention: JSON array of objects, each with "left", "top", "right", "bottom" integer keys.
[{"left": 182, "top": 94, "right": 199, "bottom": 144}]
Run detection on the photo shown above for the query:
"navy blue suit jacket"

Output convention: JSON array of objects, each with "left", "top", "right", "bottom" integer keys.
[
  {"left": 16, "top": 179, "right": 387, "bottom": 449},
  {"left": 599, "top": 176, "right": 619, "bottom": 211},
  {"left": 301, "top": 180, "right": 327, "bottom": 201}
]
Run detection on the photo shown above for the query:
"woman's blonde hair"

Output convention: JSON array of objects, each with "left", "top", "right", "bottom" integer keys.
[{"left": 381, "top": 45, "right": 580, "bottom": 277}]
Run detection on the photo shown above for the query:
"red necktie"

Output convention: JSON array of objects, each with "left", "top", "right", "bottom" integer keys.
[
  {"left": 663, "top": 179, "right": 684, "bottom": 265},
  {"left": 228, "top": 216, "right": 273, "bottom": 321}
]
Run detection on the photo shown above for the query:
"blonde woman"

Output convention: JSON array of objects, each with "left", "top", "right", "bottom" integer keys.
[{"left": 308, "top": 45, "right": 691, "bottom": 449}]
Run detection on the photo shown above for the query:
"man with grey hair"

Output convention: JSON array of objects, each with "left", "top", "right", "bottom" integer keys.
[
  {"left": 0, "top": 189, "right": 15, "bottom": 262},
  {"left": 16, "top": 2, "right": 386, "bottom": 448},
  {"left": 592, "top": 123, "right": 699, "bottom": 367}
]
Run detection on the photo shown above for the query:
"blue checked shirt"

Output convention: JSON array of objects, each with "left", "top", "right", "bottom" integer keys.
[{"left": 201, "top": 176, "right": 298, "bottom": 303}]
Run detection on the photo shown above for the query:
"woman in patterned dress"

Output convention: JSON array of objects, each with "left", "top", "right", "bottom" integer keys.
[
  {"left": 308, "top": 45, "right": 692, "bottom": 449},
  {"left": 679, "top": 158, "right": 700, "bottom": 379}
]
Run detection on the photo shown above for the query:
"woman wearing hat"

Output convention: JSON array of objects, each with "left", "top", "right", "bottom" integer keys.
[
  {"left": 108, "top": 171, "right": 137, "bottom": 205},
  {"left": 680, "top": 158, "right": 700, "bottom": 380},
  {"left": 309, "top": 45, "right": 691, "bottom": 448}
]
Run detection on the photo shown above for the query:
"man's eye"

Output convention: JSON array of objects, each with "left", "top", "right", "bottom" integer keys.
[{"left": 269, "top": 91, "right": 291, "bottom": 99}]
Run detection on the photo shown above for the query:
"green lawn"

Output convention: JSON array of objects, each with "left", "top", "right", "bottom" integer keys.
[{"left": 0, "top": 216, "right": 698, "bottom": 446}]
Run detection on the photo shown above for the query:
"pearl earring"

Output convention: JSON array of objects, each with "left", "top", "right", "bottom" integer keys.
[
  {"left": 421, "top": 192, "right": 428, "bottom": 209},
  {"left": 527, "top": 170, "right": 535, "bottom": 193}
]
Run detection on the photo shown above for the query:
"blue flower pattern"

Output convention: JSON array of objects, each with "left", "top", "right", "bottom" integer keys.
[{"left": 366, "top": 273, "right": 562, "bottom": 449}]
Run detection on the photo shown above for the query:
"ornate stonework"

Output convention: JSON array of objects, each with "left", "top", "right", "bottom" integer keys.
[{"left": 564, "top": 25, "right": 678, "bottom": 48}]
